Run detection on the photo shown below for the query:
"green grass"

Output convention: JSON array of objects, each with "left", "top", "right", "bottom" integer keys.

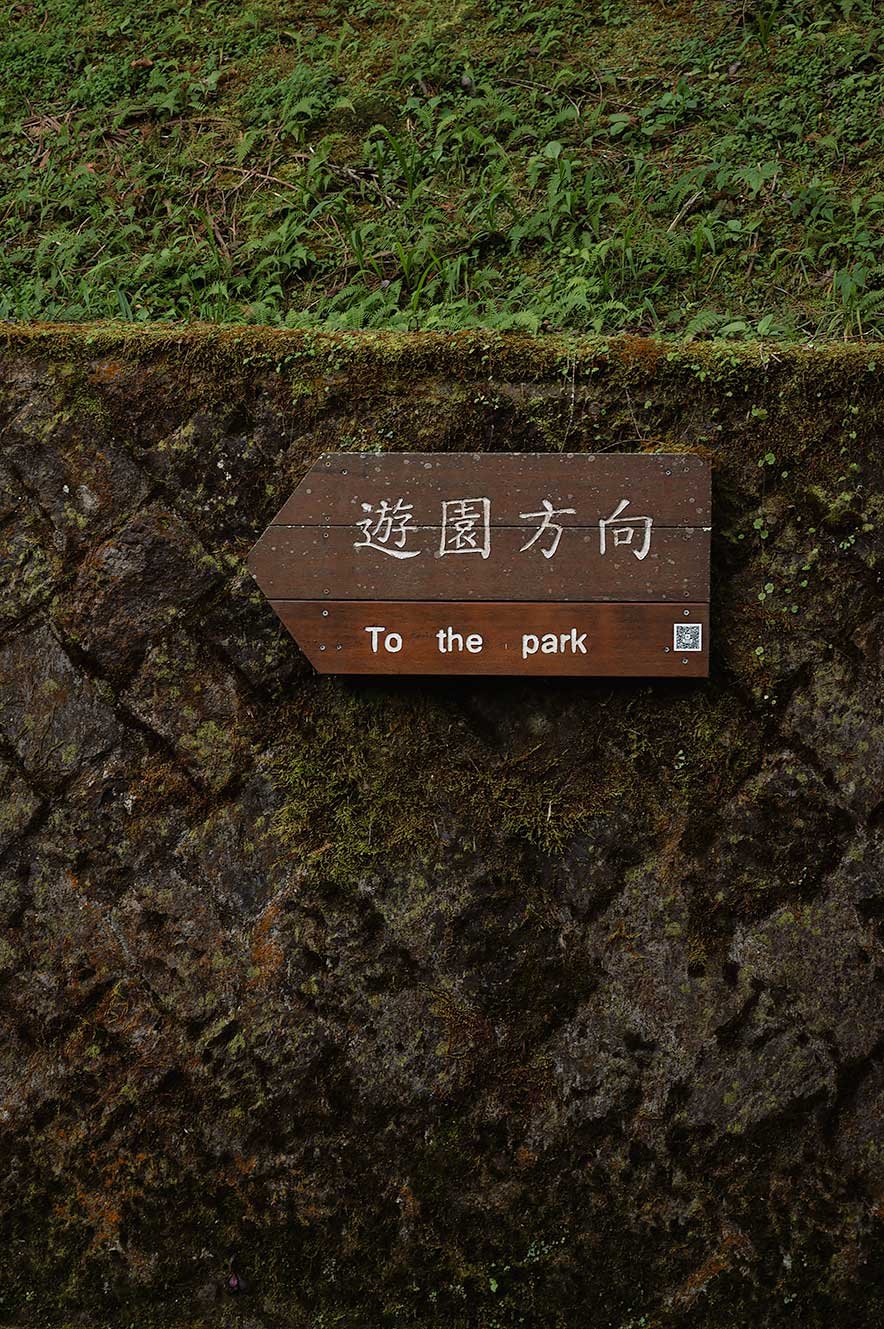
[{"left": 1, "top": 0, "right": 883, "bottom": 337}]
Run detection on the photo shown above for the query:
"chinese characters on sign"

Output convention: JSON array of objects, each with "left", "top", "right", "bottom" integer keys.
[
  {"left": 355, "top": 498, "right": 419, "bottom": 559},
  {"left": 519, "top": 500, "right": 576, "bottom": 559},
  {"left": 354, "top": 496, "right": 653, "bottom": 562},
  {"left": 439, "top": 498, "right": 491, "bottom": 558}
]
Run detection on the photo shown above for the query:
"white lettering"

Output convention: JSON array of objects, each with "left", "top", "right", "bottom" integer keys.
[
  {"left": 355, "top": 499, "right": 420, "bottom": 559},
  {"left": 519, "top": 499, "right": 576, "bottom": 559},
  {"left": 438, "top": 498, "right": 491, "bottom": 559},
  {"left": 522, "top": 628, "right": 587, "bottom": 658},
  {"left": 436, "top": 626, "right": 480, "bottom": 653},
  {"left": 365, "top": 626, "right": 402, "bottom": 653},
  {"left": 599, "top": 498, "right": 653, "bottom": 561}
]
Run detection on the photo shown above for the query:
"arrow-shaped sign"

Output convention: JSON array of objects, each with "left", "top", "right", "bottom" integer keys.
[{"left": 247, "top": 452, "right": 711, "bottom": 676}]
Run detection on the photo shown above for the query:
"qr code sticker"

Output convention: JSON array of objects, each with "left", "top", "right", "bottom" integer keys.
[{"left": 673, "top": 622, "right": 703, "bottom": 652}]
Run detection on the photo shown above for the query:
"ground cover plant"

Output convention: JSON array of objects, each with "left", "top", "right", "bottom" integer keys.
[{"left": 1, "top": 0, "right": 883, "bottom": 335}]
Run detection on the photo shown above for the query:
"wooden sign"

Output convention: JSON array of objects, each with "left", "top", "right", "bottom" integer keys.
[{"left": 247, "top": 452, "right": 711, "bottom": 677}]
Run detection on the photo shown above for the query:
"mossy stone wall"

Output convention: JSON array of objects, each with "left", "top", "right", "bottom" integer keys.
[{"left": 1, "top": 328, "right": 883, "bottom": 1328}]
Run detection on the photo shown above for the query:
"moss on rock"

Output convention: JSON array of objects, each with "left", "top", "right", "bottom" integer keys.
[{"left": 0, "top": 327, "right": 882, "bottom": 1328}]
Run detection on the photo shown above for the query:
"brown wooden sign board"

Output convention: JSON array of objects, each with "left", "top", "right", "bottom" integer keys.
[
  {"left": 275, "top": 602, "right": 710, "bottom": 677},
  {"left": 247, "top": 452, "right": 712, "bottom": 677}
]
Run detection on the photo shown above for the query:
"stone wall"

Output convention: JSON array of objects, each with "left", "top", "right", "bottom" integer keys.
[{"left": 1, "top": 328, "right": 883, "bottom": 1328}]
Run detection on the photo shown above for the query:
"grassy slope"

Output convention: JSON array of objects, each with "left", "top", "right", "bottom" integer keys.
[{"left": 0, "top": 0, "right": 882, "bottom": 337}]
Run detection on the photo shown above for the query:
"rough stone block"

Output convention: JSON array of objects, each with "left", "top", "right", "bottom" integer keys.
[
  {"left": 0, "top": 756, "right": 41, "bottom": 854},
  {"left": 784, "top": 657, "right": 884, "bottom": 817},
  {"left": 121, "top": 628, "right": 252, "bottom": 790},
  {"left": 0, "top": 513, "right": 63, "bottom": 629},
  {"left": 0, "top": 624, "right": 123, "bottom": 787},
  {"left": 55, "top": 507, "right": 221, "bottom": 681}
]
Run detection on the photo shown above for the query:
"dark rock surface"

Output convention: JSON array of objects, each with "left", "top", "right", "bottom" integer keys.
[{"left": 0, "top": 329, "right": 882, "bottom": 1328}]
